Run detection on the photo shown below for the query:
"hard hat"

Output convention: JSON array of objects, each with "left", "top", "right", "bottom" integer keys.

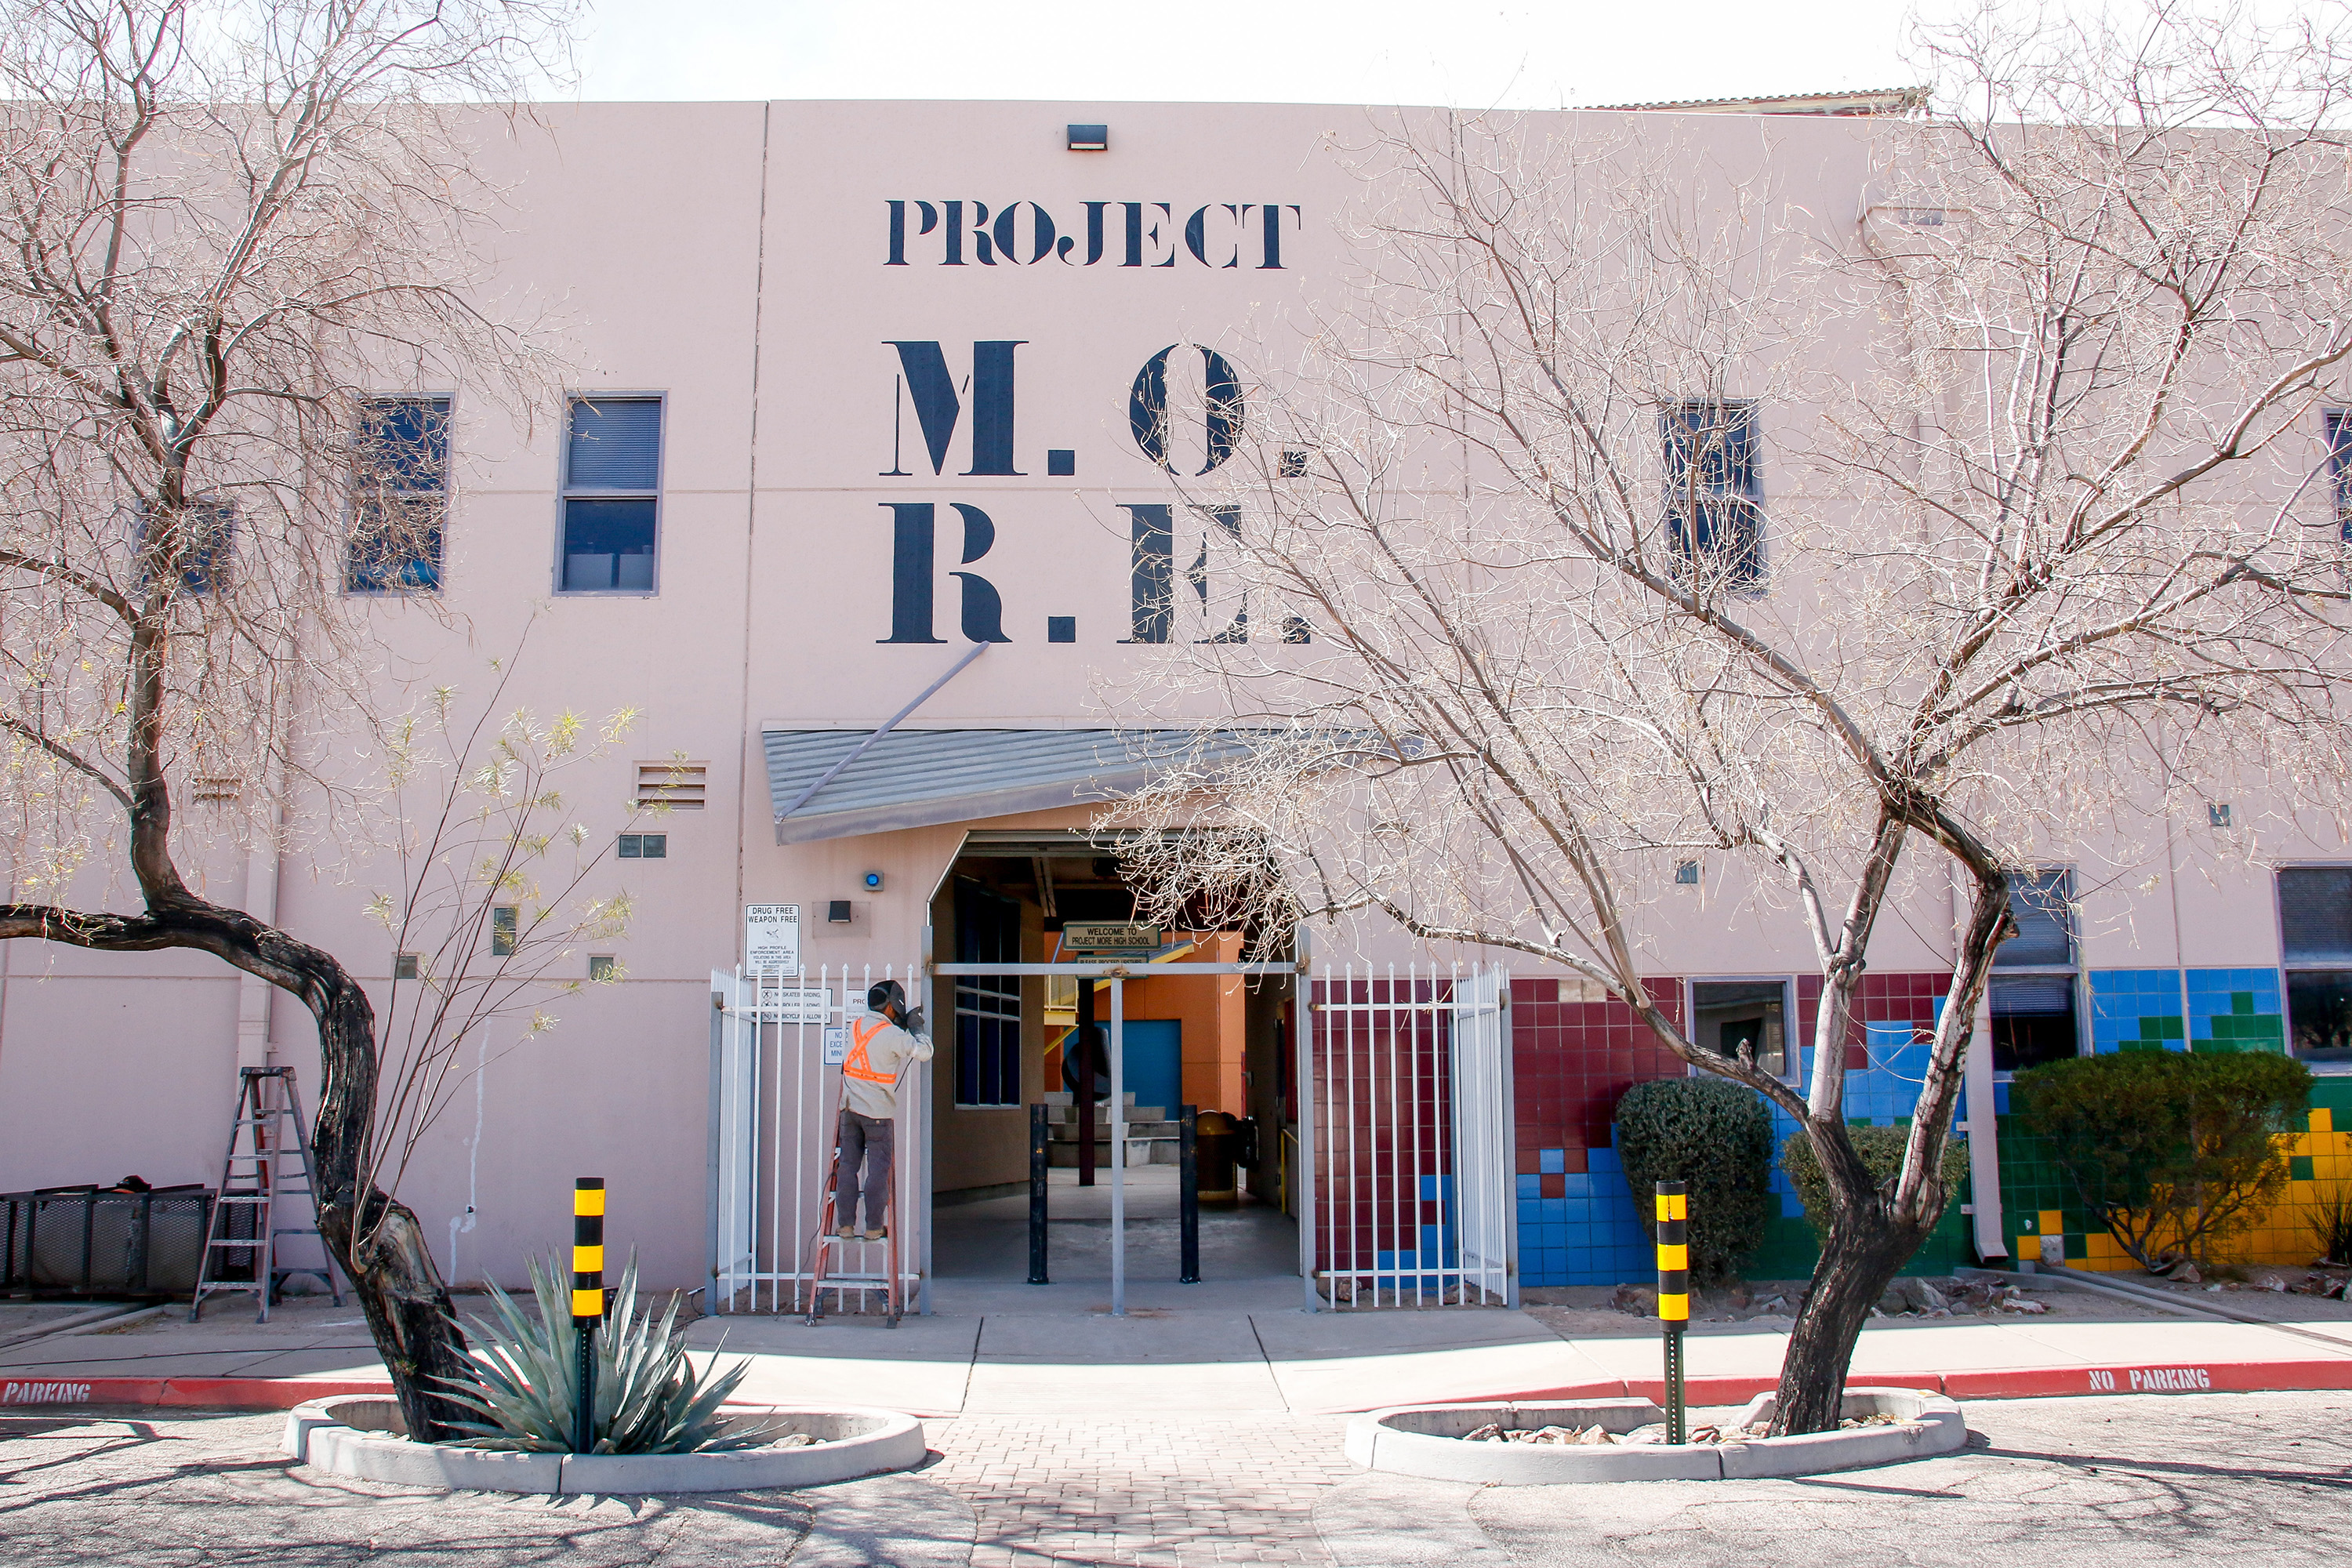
[{"left": 866, "top": 979, "right": 907, "bottom": 1016}]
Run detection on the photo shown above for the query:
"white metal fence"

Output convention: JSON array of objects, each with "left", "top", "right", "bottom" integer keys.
[
  {"left": 710, "top": 964, "right": 928, "bottom": 1314},
  {"left": 1305, "top": 964, "right": 1515, "bottom": 1308}
]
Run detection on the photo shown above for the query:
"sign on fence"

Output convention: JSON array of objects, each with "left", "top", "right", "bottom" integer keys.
[{"left": 744, "top": 905, "right": 802, "bottom": 975}]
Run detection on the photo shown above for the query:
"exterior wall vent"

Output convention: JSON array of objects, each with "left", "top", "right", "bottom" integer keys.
[{"left": 635, "top": 760, "right": 706, "bottom": 810}]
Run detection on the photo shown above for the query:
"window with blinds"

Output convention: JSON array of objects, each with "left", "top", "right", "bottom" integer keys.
[
  {"left": 2325, "top": 408, "right": 2352, "bottom": 540},
  {"left": 2280, "top": 868, "right": 2352, "bottom": 965},
  {"left": 1663, "top": 401, "right": 1765, "bottom": 588},
  {"left": 1995, "top": 869, "right": 2075, "bottom": 967},
  {"left": 2281, "top": 867, "right": 2352, "bottom": 1062},
  {"left": 561, "top": 396, "right": 662, "bottom": 593},
  {"left": 634, "top": 760, "right": 706, "bottom": 811},
  {"left": 347, "top": 397, "right": 449, "bottom": 593}
]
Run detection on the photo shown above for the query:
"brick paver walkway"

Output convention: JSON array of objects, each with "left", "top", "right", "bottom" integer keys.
[{"left": 925, "top": 1415, "right": 1359, "bottom": 1566}]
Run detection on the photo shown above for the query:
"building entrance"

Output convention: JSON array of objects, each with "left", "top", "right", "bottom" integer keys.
[{"left": 927, "top": 830, "right": 1298, "bottom": 1315}]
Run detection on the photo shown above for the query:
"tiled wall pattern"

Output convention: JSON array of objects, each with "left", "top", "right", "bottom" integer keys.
[
  {"left": 1511, "top": 972, "right": 1969, "bottom": 1288},
  {"left": 2187, "top": 969, "right": 2286, "bottom": 1053},
  {"left": 1998, "top": 966, "right": 2329, "bottom": 1272},
  {"left": 1501, "top": 964, "right": 2337, "bottom": 1287},
  {"left": 2088, "top": 968, "right": 2187, "bottom": 1053},
  {"left": 1510, "top": 978, "right": 1684, "bottom": 1287}
]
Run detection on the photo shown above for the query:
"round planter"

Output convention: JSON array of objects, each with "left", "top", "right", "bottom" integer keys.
[
  {"left": 283, "top": 1396, "right": 927, "bottom": 1494},
  {"left": 1345, "top": 1388, "right": 1967, "bottom": 1484}
]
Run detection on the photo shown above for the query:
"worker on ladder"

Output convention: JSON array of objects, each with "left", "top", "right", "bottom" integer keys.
[{"left": 835, "top": 980, "right": 931, "bottom": 1241}]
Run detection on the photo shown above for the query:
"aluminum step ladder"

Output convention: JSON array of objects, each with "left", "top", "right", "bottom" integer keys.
[
  {"left": 191, "top": 1066, "right": 343, "bottom": 1322},
  {"left": 800, "top": 1143, "right": 902, "bottom": 1329}
]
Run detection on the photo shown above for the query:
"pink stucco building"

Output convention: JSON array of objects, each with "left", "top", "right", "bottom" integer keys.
[{"left": 2, "top": 95, "right": 2347, "bottom": 1310}]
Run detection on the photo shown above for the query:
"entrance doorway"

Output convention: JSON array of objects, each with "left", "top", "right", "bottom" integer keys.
[{"left": 926, "top": 830, "right": 1301, "bottom": 1312}]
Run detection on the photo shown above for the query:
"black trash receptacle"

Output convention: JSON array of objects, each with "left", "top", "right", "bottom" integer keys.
[{"left": 1194, "top": 1110, "right": 1243, "bottom": 1203}]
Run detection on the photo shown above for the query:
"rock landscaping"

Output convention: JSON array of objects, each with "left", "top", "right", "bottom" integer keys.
[{"left": 1346, "top": 1389, "right": 1968, "bottom": 1483}]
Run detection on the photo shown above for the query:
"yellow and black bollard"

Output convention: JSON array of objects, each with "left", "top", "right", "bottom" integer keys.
[
  {"left": 1656, "top": 1179, "right": 1688, "bottom": 1444},
  {"left": 572, "top": 1177, "right": 604, "bottom": 1454}
]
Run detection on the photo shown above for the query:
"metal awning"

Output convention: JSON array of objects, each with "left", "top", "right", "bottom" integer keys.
[{"left": 763, "top": 728, "right": 1255, "bottom": 844}]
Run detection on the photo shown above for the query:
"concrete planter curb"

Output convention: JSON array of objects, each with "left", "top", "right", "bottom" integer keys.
[
  {"left": 1345, "top": 1388, "right": 1967, "bottom": 1484},
  {"left": 283, "top": 1396, "right": 927, "bottom": 1494}
]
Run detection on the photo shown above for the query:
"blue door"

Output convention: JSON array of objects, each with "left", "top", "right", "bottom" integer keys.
[{"left": 1120, "top": 1019, "right": 1183, "bottom": 1115}]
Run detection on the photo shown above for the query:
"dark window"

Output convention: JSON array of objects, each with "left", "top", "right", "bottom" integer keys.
[
  {"left": 136, "top": 499, "right": 235, "bottom": 595},
  {"left": 1996, "top": 869, "right": 2075, "bottom": 967},
  {"left": 616, "top": 833, "right": 666, "bottom": 859},
  {"left": 561, "top": 397, "right": 662, "bottom": 592},
  {"left": 1991, "top": 974, "right": 2079, "bottom": 1071},
  {"left": 2280, "top": 868, "right": 2352, "bottom": 1062},
  {"left": 2281, "top": 867, "right": 2352, "bottom": 964},
  {"left": 348, "top": 397, "right": 448, "bottom": 592},
  {"left": 1662, "top": 401, "right": 1764, "bottom": 586},
  {"left": 392, "top": 953, "right": 420, "bottom": 980},
  {"left": 953, "top": 881, "right": 1022, "bottom": 1108},
  {"left": 2287, "top": 971, "right": 2352, "bottom": 1062},
  {"left": 588, "top": 955, "right": 618, "bottom": 982},
  {"left": 1691, "top": 979, "right": 1789, "bottom": 1076},
  {"left": 490, "top": 905, "right": 517, "bottom": 957},
  {"left": 2325, "top": 408, "right": 2352, "bottom": 539}
]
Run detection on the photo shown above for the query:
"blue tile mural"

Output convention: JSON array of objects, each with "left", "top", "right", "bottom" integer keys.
[
  {"left": 2186, "top": 968, "right": 2286, "bottom": 1053},
  {"left": 2088, "top": 968, "right": 2187, "bottom": 1053}
]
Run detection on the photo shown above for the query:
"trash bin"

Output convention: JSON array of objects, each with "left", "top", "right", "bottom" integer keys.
[{"left": 1194, "top": 1110, "right": 1243, "bottom": 1203}]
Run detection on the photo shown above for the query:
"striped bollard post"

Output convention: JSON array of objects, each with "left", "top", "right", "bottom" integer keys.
[
  {"left": 572, "top": 1177, "right": 604, "bottom": 1454},
  {"left": 1656, "top": 1179, "right": 1688, "bottom": 1444}
]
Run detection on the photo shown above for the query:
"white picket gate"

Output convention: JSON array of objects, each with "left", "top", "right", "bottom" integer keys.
[
  {"left": 710, "top": 964, "right": 928, "bottom": 1314},
  {"left": 1304, "top": 964, "right": 1515, "bottom": 1308}
]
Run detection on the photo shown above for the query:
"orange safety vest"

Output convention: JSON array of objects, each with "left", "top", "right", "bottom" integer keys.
[{"left": 843, "top": 1017, "right": 897, "bottom": 1085}]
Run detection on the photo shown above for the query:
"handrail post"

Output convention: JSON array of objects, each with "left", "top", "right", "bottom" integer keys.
[
  {"left": 1028, "top": 1102, "right": 1051, "bottom": 1285},
  {"left": 1178, "top": 1105, "right": 1200, "bottom": 1283}
]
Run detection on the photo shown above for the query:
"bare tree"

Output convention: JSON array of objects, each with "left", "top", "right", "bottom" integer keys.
[
  {"left": 0, "top": 0, "right": 574, "bottom": 1437},
  {"left": 1113, "top": 3, "right": 2352, "bottom": 1432}
]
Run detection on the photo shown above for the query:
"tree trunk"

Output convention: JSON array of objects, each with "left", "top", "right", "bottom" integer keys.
[
  {"left": 1769, "top": 1203, "right": 1932, "bottom": 1435},
  {"left": 302, "top": 966, "right": 475, "bottom": 1441}
]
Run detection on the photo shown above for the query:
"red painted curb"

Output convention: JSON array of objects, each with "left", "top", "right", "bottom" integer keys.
[
  {"left": 1374, "top": 1358, "right": 2352, "bottom": 1413},
  {"left": 1, "top": 1375, "right": 393, "bottom": 1410}
]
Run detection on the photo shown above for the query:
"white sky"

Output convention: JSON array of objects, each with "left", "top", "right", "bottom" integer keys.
[{"left": 566, "top": 0, "right": 1925, "bottom": 108}]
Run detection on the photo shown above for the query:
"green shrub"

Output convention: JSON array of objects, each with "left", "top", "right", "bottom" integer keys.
[
  {"left": 1780, "top": 1123, "right": 1969, "bottom": 1241},
  {"left": 435, "top": 1251, "right": 775, "bottom": 1454},
  {"left": 1612, "top": 1076, "right": 1774, "bottom": 1285},
  {"left": 2011, "top": 1049, "right": 2310, "bottom": 1270}
]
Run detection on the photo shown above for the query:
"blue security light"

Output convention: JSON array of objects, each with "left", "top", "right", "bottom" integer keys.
[{"left": 863, "top": 871, "right": 884, "bottom": 891}]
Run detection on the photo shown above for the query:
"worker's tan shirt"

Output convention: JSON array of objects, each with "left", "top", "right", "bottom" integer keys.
[{"left": 838, "top": 1010, "right": 933, "bottom": 1120}]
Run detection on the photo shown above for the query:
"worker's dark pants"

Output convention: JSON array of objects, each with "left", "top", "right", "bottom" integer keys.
[{"left": 834, "top": 1109, "right": 895, "bottom": 1232}]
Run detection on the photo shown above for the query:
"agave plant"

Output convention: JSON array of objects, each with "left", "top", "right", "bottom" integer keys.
[{"left": 434, "top": 1250, "right": 779, "bottom": 1453}]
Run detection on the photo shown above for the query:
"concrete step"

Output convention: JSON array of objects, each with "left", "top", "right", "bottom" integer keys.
[
  {"left": 1046, "top": 1141, "right": 1185, "bottom": 1168},
  {"left": 1048, "top": 1120, "right": 1178, "bottom": 1141}
]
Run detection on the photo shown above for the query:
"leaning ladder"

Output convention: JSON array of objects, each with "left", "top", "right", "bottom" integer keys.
[
  {"left": 801, "top": 1142, "right": 902, "bottom": 1329},
  {"left": 191, "top": 1066, "right": 344, "bottom": 1322}
]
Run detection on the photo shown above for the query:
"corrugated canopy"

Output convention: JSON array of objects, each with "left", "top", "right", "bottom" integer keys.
[{"left": 763, "top": 728, "right": 1258, "bottom": 844}]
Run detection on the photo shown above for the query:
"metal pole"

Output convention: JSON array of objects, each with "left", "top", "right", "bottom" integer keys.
[
  {"left": 1028, "top": 1102, "right": 1051, "bottom": 1285},
  {"left": 1298, "top": 958, "right": 1318, "bottom": 1312},
  {"left": 1110, "top": 976, "right": 1126, "bottom": 1317},
  {"left": 1657, "top": 1179, "right": 1688, "bottom": 1444},
  {"left": 1178, "top": 1105, "right": 1200, "bottom": 1283},
  {"left": 1076, "top": 978, "right": 1098, "bottom": 1187},
  {"left": 572, "top": 1177, "right": 605, "bottom": 1455}
]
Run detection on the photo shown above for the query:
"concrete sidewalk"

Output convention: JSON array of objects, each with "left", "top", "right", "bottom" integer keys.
[{"left": 10, "top": 1270, "right": 2352, "bottom": 1414}]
